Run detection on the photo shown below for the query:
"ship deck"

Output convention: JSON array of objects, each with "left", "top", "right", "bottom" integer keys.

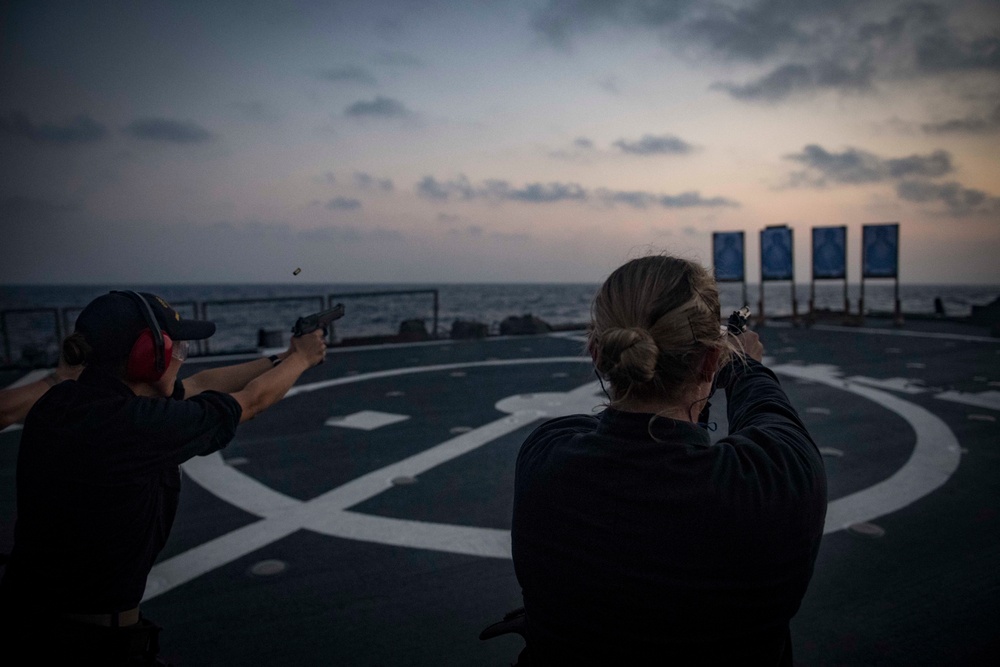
[{"left": 2, "top": 320, "right": 999, "bottom": 665}]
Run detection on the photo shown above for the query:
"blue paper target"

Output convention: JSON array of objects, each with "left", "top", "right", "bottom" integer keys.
[
  {"left": 812, "top": 226, "right": 847, "bottom": 279},
  {"left": 713, "top": 231, "right": 745, "bottom": 282},
  {"left": 761, "top": 227, "right": 794, "bottom": 281}
]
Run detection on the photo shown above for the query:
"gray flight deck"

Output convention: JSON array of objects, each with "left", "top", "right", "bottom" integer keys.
[{"left": 1, "top": 320, "right": 998, "bottom": 665}]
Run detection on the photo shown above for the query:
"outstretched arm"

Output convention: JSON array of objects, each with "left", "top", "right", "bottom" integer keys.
[
  {"left": 182, "top": 323, "right": 333, "bottom": 397},
  {"left": 182, "top": 351, "right": 293, "bottom": 397},
  {"left": 230, "top": 329, "right": 328, "bottom": 423},
  {"left": 0, "top": 357, "right": 83, "bottom": 429}
]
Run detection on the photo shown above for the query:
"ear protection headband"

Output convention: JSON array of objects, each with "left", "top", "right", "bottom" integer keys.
[{"left": 113, "top": 290, "right": 173, "bottom": 382}]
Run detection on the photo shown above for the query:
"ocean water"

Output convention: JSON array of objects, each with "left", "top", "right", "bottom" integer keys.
[{"left": 1, "top": 282, "right": 997, "bottom": 365}]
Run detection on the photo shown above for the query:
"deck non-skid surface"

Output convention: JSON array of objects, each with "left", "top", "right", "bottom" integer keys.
[{"left": 2, "top": 326, "right": 998, "bottom": 665}]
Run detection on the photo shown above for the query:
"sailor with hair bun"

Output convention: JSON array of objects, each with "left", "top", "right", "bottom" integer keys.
[{"left": 511, "top": 254, "right": 827, "bottom": 666}]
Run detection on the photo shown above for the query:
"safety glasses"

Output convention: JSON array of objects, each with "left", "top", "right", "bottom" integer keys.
[{"left": 171, "top": 339, "right": 190, "bottom": 362}]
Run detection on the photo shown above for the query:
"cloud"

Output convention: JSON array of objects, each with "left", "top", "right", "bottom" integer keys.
[
  {"left": 896, "top": 179, "right": 1000, "bottom": 217},
  {"left": 885, "top": 150, "right": 952, "bottom": 178},
  {"left": 785, "top": 145, "right": 953, "bottom": 185},
  {"left": 344, "top": 96, "right": 414, "bottom": 118},
  {"left": 532, "top": 0, "right": 694, "bottom": 47},
  {"left": 683, "top": 3, "right": 805, "bottom": 61},
  {"left": 318, "top": 65, "right": 377, "bottom": 85},
  {"left": 548, "top": 136, "right": 597, "bottom": 160},
  {"left": 0, "top": 111, "right": 107, "bottom": 145},
  {"left": 657, "top": 192, "right": 739, "bottom": 208},
  {"left": 416, "top": 175, "right": 738, "bottom": 208},
  {"left": 126, "top": 118, "right": 214, "bottom": 143},
  {"left": 417, "top": 176, "right": 586, "bottom": 203},
  {"left": 325, "top": 197, "right": 362, "bottom": 210},
  {"left": 785, "top": 145, "right": 885, "bottom": 184},
  {"left": 484, "top": 180, "right": 588, "bottom": 203},
  {"left": 915, "top": 31, "right": 1000, "bottom": 73},
  {"left": 416, "top": 175, "right": 475, "bottom": 201},
  {"left": 613, "top": 133, "right": 693, "bottom": 155},
  {"left": 923, "top": 104, "right": 1000, "bottom": 134},
  {"left": 714, "top": 60, "right": 874, "bottom": 101},
  {"left": 596, "top": 189, "right": 738, "bottom": 209},
  {"left": 353, "top": 172, "right": 394, "bottom": 191},
  {"left": 535, "top": 1, "right": 997, "bottom": 103},
  {"left": 784, "top": 143, "right": 994, "bottom": 216}
]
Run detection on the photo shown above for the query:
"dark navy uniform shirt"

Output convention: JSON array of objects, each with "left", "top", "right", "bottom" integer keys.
[
  {"left": 0, "top": 367, "right": 241, "bottom": 614},
  {"left": 511, "top": 360, "right": 827, "bottom": 665}
]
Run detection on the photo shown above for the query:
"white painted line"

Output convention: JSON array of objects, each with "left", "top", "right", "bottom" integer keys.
[
  {"left": 773, "top": 363, "right": 961, "bottom": 535},
  {"left": 182, "top": 452, "right": 301, "bottom": 518},
  {"left": 283, "top": 357, "right": 587, "bottom": 398},
  {"left": 145, "top": 358, "right": 961, "bottom": 602},
  {"left": 847, "top": 376, "right": 930, "bottom": 394},
  {"left": 807, "top": 324, "right": 1000, "bottom": 344},
  {"left": 935, "top": 390, "right": 1000, "bottom": 411},
  {"left": 806, "top": 407, "right": 831, "bottom": 415},
  {"left": 967, "top": 414, "right": 996, "bottom": 422},
  {"left": 325, "top": 410, "right": 410, "bottom": 431},
  {"left": 144, "top": 516, "right": 301, "bottom": 599}
]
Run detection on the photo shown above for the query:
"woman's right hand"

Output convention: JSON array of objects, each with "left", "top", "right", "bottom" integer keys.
[
  {"left": 288, "top": 329, "right": 328, "bottom": 368},
  {"left": 738, "top": 330, "right": 764, "bottom": 362}
]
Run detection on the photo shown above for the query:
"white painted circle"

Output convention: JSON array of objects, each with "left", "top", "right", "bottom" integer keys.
[{"left": 146, "top": 357, "right": 961, "bottom": 603}]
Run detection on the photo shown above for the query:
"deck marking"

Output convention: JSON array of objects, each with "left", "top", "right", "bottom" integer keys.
[
  {"left": 768, "top": 322, "right": 1000, "bottom": 344},
  {"left": 846, "top": 376, "right": 930, "bottom": 394},
  {"left": 144, "top": 357, "right": 961, "bottom": 602},
  {"left": 773, "top": 363, "right": 961, "bottom": 533},
  {"left": 324, "top": 410, "right": 410, "bottom": 431},
  {"left": 935, "top": 390, "right": 1000, "bottom": 411}
]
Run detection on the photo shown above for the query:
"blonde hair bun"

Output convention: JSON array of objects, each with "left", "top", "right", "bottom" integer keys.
[
  {"left": 587, "top": 253, "right": 739, "bottom": 407},
  {"left": 598, "top": 327, "right": 658, "bottom": 385}
]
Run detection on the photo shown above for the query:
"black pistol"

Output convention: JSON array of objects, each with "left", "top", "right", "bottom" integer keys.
[
  {"left": 292, "top": 303, "right": 345, "bottom": 337},
  {"left": 726, "top": 306, "right": 751, "bottom": 335}
]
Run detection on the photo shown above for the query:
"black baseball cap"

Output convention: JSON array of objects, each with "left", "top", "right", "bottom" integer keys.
[{"left": 75, "top": 291, "right": 216, "bottom": 366}]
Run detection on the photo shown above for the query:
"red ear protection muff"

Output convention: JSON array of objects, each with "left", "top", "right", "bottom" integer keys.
[
  {"left": 112, "top": 290, "right": 171, "bottom": 383},
  {"left": 126, "top": 329, "right": 174, "bottom": 382}
]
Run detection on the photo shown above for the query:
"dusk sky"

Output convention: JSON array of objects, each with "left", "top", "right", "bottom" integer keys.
[{"left": 2, "top": 0, "right": 999, "bottom": 284}]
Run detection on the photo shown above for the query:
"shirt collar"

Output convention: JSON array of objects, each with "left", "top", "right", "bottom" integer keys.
[{"left": 596, "top": 406, "right": 712, "bottom": 446}]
